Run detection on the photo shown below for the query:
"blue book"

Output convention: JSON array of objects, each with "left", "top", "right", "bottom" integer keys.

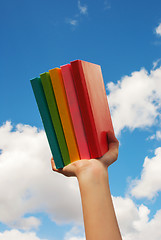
[{"left": 30, "top": 77, "right": 64, "bottom": 169}]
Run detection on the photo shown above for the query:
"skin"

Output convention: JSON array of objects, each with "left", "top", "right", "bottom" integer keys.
[{"left": 51, "top": 131, "right": 122, "bottom": 240}]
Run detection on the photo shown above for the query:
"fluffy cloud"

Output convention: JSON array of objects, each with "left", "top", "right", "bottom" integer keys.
[
  {"left": 113, "top": 197, "right": 161, "bottom": 240},
  {"left": 1, "top": 121, "right": 161, "bottom": 239},
  {"left": 0, "top": 122, "right": 83, "bottom": 229},
  {"left": 113, "top": 197, "right": 150, "bottom": 235},
  {"left": 0, "top": 229, "right": 46, "bottom": 240},
  {"left": 64, "top": 226, "right": 85, "bottom": 240},
  {"left": 155, "top": 23, "right": 161, "bottom": 36},
  {"left": 64, "top": 197, "right": 161, "bottom": 240},
  {"left": 107, "top": 66, "right": 161, "bottom": 135},
  {"left": 130, "top": 147, "right": 161, "bottom": 199}
]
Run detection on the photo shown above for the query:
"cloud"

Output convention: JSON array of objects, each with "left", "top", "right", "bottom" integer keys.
[
  {"left": 123, "top": 209, "right": 161, "bottom": 240},
  {"left": 0, "top": 122, "right": 83, "bottom": 229},
  {"left": 147, "top": 130, "right": 161, "bottom": 141},
  {"left": 66, "top": 1, "right": 88, "bottom": 28},
  {"left": 69, "top": 19, "right": 78, "bottom": 26},
  {"left": 10, "top": 217, "right": 41, "bottom": 231},
  {"left": 113, "top": 196, "right": 161, "bottom": 240},
  {"left": 153, "top": 58, "right": 161, "bottom": 70},
  {"left": 64, "top": 226, "right": 85, "bottom": 240},
  {"left": 0, "top": 229, "right": 47, "bottom": 240},
  {"left": 130, "top": 147, "right": 161, "bottom": 199},
  {"left": 66, "top": 18, "right": 78, "bottom": 27},
  {"left": 64, "top": 197, "right": 161, "bottom": 240},
  {"left": 78, "top": 0, "right": 88, "bottom": 15},
  {"left": 113, "top": 197, "right": 150, "bottom": 236},
  {"left": 107, "top": 66, "right": 161, "bottom": 135},
  {"left": 155, "top": 23, "right": 161, "bottom": 36},
  {"left": 1, "top": 122, "right": 161, "bottom": 239}
]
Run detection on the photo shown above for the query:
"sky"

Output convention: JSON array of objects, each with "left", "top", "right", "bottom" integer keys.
[{"left": 0, "top": 0, "right": 161, "bottom": 239}]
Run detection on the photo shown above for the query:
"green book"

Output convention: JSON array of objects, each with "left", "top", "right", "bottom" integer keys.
[
  {"left": 40, "top": 72, "right": 70, "bottom": 166},
  {"left": 30, "top": 77, "right": 64, "bottom": 169}
]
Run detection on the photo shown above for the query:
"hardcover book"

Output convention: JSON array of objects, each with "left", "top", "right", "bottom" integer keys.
[
  {"left": 40, "top": 72, "right": 70, "bottom": 166},
  {"left": 49, "top": 68, "right": 80, "bottom": 163},
  {"left": 61, "top": 64, "right": 90, "bottom": 159},
  {"left": 71, "top": 60, "right": 114, "bottom": 158},
  {"left": 30, "top": 77, "right": 64, "bottom": 169}
]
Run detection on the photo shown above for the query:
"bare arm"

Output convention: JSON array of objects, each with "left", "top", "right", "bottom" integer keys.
[{"left": 51, "top": 132, "right": 122, "bottom": 240}]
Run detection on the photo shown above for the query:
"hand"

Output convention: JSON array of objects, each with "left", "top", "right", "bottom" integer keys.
[{"left": 51, "top": 131, "right": 119, "bottom": 178}]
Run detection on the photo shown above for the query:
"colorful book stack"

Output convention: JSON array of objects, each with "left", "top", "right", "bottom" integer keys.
[{"left": 30, "top": 60, "right": 114, "bottom": 169}]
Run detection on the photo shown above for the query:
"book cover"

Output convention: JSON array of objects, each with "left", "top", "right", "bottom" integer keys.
[
  {"left": 49, "top": 68, "right": 80, "bottom": 163},
  {"left": 61, "top": 64, "right": 90, "bottom": 159},
  {"left": 71, "top": 60, "right": 114, "bottom": 158},
  {"left": 40, "top": 72, "right": 70, "bottom": 166},
  {"left": 30, "top": 77, "right": 64, "bottom": 169}
]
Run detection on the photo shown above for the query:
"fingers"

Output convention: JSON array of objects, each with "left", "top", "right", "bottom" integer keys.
[
  {"left": 100, "top": 131, "right": 119, "bottom": 167},
  {"left": 51, "top": 157, "right": 76, "bottom": 177},
  {"left": 107, "top": 131, "right": 119, "bottom": 150},
  {"left": 51, "top": 157, "right": 63, "bottom": 173},
  {"left": 51, "top": 157, "right": 56, "bottom": 171}
]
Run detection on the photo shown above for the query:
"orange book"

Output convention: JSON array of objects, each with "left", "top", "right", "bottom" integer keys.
[{"left": 49, "top": 68, "right": 80, "bottom": 162}]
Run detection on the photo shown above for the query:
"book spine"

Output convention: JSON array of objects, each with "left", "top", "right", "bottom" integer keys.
[
  {"left": 49, "top": 68, "right": 80, "bottom": 162},
  {"left": 71, "top": 60, "right": 101, "bottom": 158},
  {"left": 61, "top": 64, "right": 90, "bottom": 159},
  {"left": 40, "top": 72, "right": 70, "bottom": 166},
  {"left": 30, "top": 77, "right": 64, "bottom": 169}
]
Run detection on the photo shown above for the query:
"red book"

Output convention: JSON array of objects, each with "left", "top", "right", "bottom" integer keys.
[
  {"left": 71, "top": 60, "right": 114, "bottom": 158},
  {"left": 61, "top": 64, "right": 90, "bottom": 159}
]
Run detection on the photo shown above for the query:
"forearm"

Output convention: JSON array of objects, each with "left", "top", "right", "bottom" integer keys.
[{"left": 77, "top": 165, "right": 122, "bottom": 240}]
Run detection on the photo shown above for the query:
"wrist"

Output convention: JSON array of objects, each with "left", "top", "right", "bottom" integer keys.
[{"left": 76, "top": 160, "right": 109, "bottom": 184}]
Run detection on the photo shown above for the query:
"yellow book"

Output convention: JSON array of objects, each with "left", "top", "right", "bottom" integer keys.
[{"left": 49, "top": 68, "right": 80, "bottom": 162}]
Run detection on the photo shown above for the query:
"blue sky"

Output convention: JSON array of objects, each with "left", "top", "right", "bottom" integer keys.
[{"left": 0, "top": 0, "right": 161, "bottom": 239}]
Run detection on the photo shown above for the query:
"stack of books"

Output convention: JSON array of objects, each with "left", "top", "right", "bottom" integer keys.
[{"left": 30, "top": 60, "right": 114, "bottom": 169}]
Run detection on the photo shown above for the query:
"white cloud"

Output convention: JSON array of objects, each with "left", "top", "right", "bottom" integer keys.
[
  {"left": 153, "top": 58, "right": 161, "bottom": 70},
  {"left": 1, "top": 122, "right": 161, "bottom": 239},
  {"left": 70, "top": 19, "right": 78, "bottom": 26},
  {"left": 0, "top": 229, "right": 46, "bottom": 240},
  {"left": 130, "top": 147, "right": 161, "bottom": 199},
  {"left": 107, "top": 66, "right": 161, "bottom": 135},
  {"left": 10, "top": 217, "right": 41, "bottom": 231},
  {"left": 64, "top": 226, "right": 85, "bottom": 240},
  {"left": 78, "top": 1, "right": 88, "bottom": 15},
  {"left": 155, "top": 131, "right": 161, "bottom": 139},
  {"left": 66, "top": 18, "right": 78, "bottom": 26},
  {"left": 63, "top": 197, "right": 161, "bottom": 240},
  {"left": 0, "top": 122, "right": 83, "bottom": 229},
  {"left": 155, "top": 23, "right": 161, "bottom": 36},
  {"left": 147, "top": 130, "right": 161, "bottom": 141},
  {"left": 113, "top": 197, "right": 150, "bottom": 235},
  {"left": 66, "top": 1, "right": 88, "bottom": 28},
  {"left": 113, "top": 197, "right": 161, "bottom": 240}
]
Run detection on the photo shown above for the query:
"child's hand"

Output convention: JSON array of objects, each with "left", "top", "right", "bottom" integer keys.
[
  {"left": 51, "top": 131, "right": 122, "bottom": 239},
  {"left": 51, "top": 131, "right": 119, "bottom": 178}
]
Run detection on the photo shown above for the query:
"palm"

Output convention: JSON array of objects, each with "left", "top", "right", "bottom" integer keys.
[{"left": 51, "top": 131, "right": 119, "bottom": 178}]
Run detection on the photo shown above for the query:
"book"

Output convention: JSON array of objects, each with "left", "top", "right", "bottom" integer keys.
[
  {"left": 49, "top": 68, "right": 80, "bottom": 162},
  {"left": 61, "top": 64, "right": 90, "bottom": 159},
  {"left": 30, "top": 77, "right": 64, "bottom": 169},
  {"left": 71, "top": 60, "right": 114, "bottom": 158},
  {"left": 40, "top": 72, "right": 70, "bottom": 166}
]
